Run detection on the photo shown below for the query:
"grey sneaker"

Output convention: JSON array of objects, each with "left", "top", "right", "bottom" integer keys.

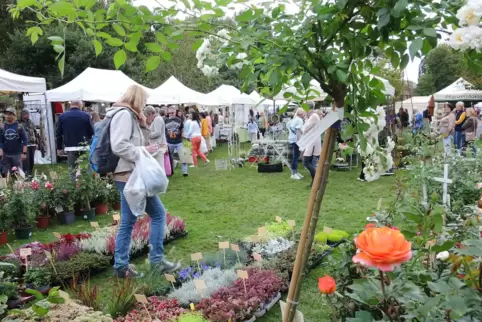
[
  {"left": 114, "top": 264, "right": 145, "bottom": 279},
  {"left": 152, "top": 259, "right": 181, "bottom": 274}
]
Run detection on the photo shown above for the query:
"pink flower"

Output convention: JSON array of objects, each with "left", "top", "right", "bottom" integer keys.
[
  {"left": 41, "top": 203, "right": 47, "bottom": 209},
  {"left": 63, "top": 189, "right": 68, "bottom": 195},
  {"left": 11, "top": 167, "right": 17, "bottom": 171},
  {"left": 391, "top": 226, "right": 399, "bottom": 230},
  {"left": 30, "top": 181, "right": 39, "bottom": 190},
  {"left": 45, "top": 182, "right": 53, "bottom": 190},
  {"left": 416, "top": 232, "right": 421, "bottom": 236}
]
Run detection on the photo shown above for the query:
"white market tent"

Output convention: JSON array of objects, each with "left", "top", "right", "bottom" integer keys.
[
  {"left": 249, "top": 91, "right": 297, "bottom": 113},
  {"left": 434, "top": 77, "right": 482, "bottom": 101},
  {"left": 208, "top": 85, "right": 256, "bottom": 106},
  {"left": 0, "top": 68, "right": 47, "bottom": 94},
  {"left": 395, "top": 96, "right": 430, "bottom": 118},
  {"left": 148, "top": 76, "right": 216, "bottom": 105},
  {"left": 46, "top": 67, "right": 151, "bottom": 102}
]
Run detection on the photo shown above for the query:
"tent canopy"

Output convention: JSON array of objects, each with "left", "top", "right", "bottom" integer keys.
[
  {"left": 208, "top": 85, "right": 256, "bottom": 105},
  {"left": 0, "top": 68, "right": 46, "bottom": 94},
  {"left": 395, "top": 96, "right": 430, "bottom": 118},
  {"left": 148, "top": 76, "right": 216, "bottom": 105},
  {"left": 434, "top": 78, "right": 482, "bottom": 101},
  {"left": 46, "top": 67, "right": 150, "bottom": 102}
]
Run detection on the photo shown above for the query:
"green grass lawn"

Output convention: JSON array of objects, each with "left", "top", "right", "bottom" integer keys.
[{"left": 2, "top": 144, "right": 396, "bottom": 321}]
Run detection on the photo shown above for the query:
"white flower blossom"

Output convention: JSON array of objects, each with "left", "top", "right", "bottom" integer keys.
[
  {"left": 201, "top": 65, "right": 219, "bottom": 77},
  {"left": 457, "top": 4, "right": 481, "bottom": 26},
  {"left": 436, "top": 251, "right": 450, "bottom": 261},
  {"left": 216, "top": 29, "right": 230, "bottom": 40}
]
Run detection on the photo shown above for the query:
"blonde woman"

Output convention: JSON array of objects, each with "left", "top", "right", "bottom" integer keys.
[
  {"left": 300, "top": 110, "right": 323, "bottom": 187},
  {"left": 461, "top": 107, "right": 478, "bottom": 156},
  {"left": 109, "top": 85, "right": 180, "bottom": 278},
  {"left": 257, "top": 111, "right": 268, "bottom": 138},
  {"left": 286, "top": 108, "right": 306, "bottom": 180}
]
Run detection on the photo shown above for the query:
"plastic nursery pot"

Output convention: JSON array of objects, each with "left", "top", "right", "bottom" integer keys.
[
  {"left": 0, "top": 231, "right": 8, "bottom": 246},
  {"left": 15, "top": 227, "right": 32, "bottom": 240},
  {"left": 57, "top": 211, "right": 75, "bottom": 225},
  {"left": 35, "top": 216, "right": 50, "bottom": 229},
  {"left": 74, "top": 205, "right": 82, "bottom": 217},
  {"left": 95, "top": 203, "right": 109, "bottom": 215},
  {"left": 81, "top": 208, "right": 96, "bottom": 221},
  {"left": 113, "top": 203, "right": 121, "bottom": 211}
]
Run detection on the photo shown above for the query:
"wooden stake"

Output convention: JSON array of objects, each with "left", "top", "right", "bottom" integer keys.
[{"left": 284, "top": 116, "right": 338, "bottom": 322}]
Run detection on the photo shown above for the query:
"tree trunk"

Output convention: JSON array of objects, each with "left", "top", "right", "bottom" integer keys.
[{"left": 283, "top": 98, "right": 343, "bottom": 322}]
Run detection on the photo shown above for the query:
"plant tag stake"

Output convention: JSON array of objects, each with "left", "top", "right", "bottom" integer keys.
[
  {"left": 231, "top": 244, "right": 241, "bottom": 264},
  {"left": 112, "top": 214, "right": 120, "bottom": 224},
  {"left": 20, "top": 248, "right": 32, "bottom": 271},
  {"left": 287, "top": 220, "right": 296, "bottom": 239},
  {"left": 6, "top": 171, "right": 10, "bottom": 184},
  {"left": 55, "top": 206, "right": 63, "bottom": 214},
  {"left": 50, "top": 171, "right": 58, "bottom": 181},
  {"left": 477, "top": 182, "right": 482, "bottom": 189},
  {"left": 191, "top": 252, "right": 203, "bottom": 272},
  {"left": 134, "top": 294, "right": 151, "bottom": 320},
  {"left": 53, "top": 232, "right": 61, "bottom": 240},
  {"left": 0, "top": 178, "right": 6, "bottom": 188},
  {"left": 194, "top": 279, "right": 206, "bottom": 298},
  {"left": 257, "top": 227, "right": 266, "bottom": 234},
  {"left": 165, "top": 274, "right": 176, "bottom": 289},
  {"left": 90, "top": 222, "right": 100, "bottom": 230},
  {"left": 323, "top": 226, "right": 333, "bottom": 234},
  {"left": 253, "top": 252, "right": 263, "bottom": 262},
  {"left": 6, "top": 244, "right": 15, "bottom": 256},
  {"left": 275, "top": 216, "right": 282, "bottom": 223},
  {"left": 237, "top": 270, "right": 248, "bottom": 296},
  {"left": 219, "top": 241, "right": 230, "bottom": 266},
  {"left": 377, "top": 198, "right": 383, "bottom": 210}
]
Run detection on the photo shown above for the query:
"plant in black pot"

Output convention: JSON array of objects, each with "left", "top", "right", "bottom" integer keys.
[
  {"left": 5, "top": 187, "right": 36, "bottom": 240},
  {"left": 24, "top": 268, "right": 51, "bottom": 292},
  {"left": 53, "top": 179, "right": 76, "bottom": 225},
  {"left": 74, "top": 165, "right": 96, "bottom": 221}
]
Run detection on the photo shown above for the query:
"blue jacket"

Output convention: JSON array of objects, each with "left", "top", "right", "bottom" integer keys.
[
  {"left": 0, "top": 122, "right": 28, "bottom": 155},
  {"left": 56, "top": 108, "right": 94, "bottom": 148}
]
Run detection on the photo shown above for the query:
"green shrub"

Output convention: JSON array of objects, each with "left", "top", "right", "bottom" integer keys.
[{"left": 50, "top": 252, "right": 110, "bottom": 283}]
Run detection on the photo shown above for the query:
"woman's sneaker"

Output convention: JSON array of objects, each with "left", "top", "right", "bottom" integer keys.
[
  {"left": 291, "top": 174, "right": 301, "bottom": 180},
  {"left": 114, "top": 264, "right": 144, "bottom": 279},
  {"left": 152, "top": 259, "right": 181, "bottom": 274}
]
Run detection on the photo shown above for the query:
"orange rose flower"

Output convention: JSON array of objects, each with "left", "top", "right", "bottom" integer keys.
[
  {"left": 318, "top": 275, "right": 336, "bottom": 294},
  {"left": 352, "top": 227, "right": 412, "bottom": 272},
  {"left": 365, "top": 223, "right": 377, "bottom": 229}
]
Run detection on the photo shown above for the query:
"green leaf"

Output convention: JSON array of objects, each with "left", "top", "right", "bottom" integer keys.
[
  {"left": 432, "top": 240, "right": 455, "bottom": 252},
  {"left": 106, "top": 38, "right": 123, "bottom": 47},
  {"left": 47, "top": 36, "right": 64, "bottom": 42},
  {"left": 447, "top": 277, "right": 465, "bottom": 290},
  {"left": 347, "top": 311, "right": 373, "bottom": 322},
  {"left": 418, "top": 296, "right": 440, "bottom": 315},
  {"left": 47, "top": 296, "right": 65, "bottom": 304},
  {"left": 423, "top": 28, "right": 437, "bottom": 38},
  {"left": 161, "top": 51, "right": 172, "bottom": 62},
  {"left": 409, "top": 38, "right": 423, "bottom": 59},
  {"left": 124, "top": 42, "right": 138, "bottom": 52},
  {"left": 427, "top": 281, "right": 451, "bottom": 294},
  {"left": 400, "top": 54, "right": 410, "bottom": 69},
  {"left": 58, "top": 53, "right": 65, "bottom": 76},
  {"left": 192, "top": 39, "right": 204, "bottom": 51},
  {"left": 92, "top": 39, "right": 102, "bottom": 56},
  {"left": 236, "top": 10, "right": 253, "bottom": 22},
  {"left": 377, "top": 8, "right": 390, "bottom": 29},
  {"left": 155, "top": 32, "right": 168, "bottom": 44},
  {"left": 53, "top": 44, "right": 64, "bottom": 53},
  {"left": 113, "top": 24, "right": 126, "bottom": 37},
  {"left": 167, "top": 43, "right": 179, "bottom": 50},
  {"left": 145, "top": 42, "right": 162, "bottom": 53},
  {"left": 96, "top": 32, "right": 111, "bottom": 39},
  {"left": 145, "top": 56, "right": 161, "bottom": 72},
  {"left": 31, "top": 303, "right": 49, "bottom": 317},
  {"left": 25, "top": 289, "right": 43, "bottom": 300},
  {"left": 114, "top": 49, "right": 127, "bottom": 69},
  {"left": 336, "top": 0, "right": 348, "bottom": 10},
  {"left": 392, "top": 0, "right": 408, "bottom": 17},
  {"left": 49, "top": 1, "right": 76, "bottom": 16},
  {"left": 31, "top": 32, "right": 39, "bottom": 45},
  {"left": 336, "top": 69, "right": 348, "bottom": 83}
]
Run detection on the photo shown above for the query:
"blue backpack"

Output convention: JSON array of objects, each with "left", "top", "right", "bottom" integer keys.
[{"left": 89, "top": 108, "right": 133, "bottom": 174}]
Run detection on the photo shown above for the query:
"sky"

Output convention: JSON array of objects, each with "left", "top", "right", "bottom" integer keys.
[{"left": 134, "top": 0, "right": 422, "bottom": 83}]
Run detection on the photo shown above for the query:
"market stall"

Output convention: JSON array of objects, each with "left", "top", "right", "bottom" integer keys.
[{"left": 148, "top": 76, "right": 216, "bottom": 105}]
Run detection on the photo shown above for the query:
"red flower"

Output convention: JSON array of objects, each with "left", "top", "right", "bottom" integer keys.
[
  {"left": 318, "top": 275, "right": 336, "bottom": 294},
  {"left": 391, "top": 226, "right": 399, "bottom": 230},
  {"left": 30, "top": 181, "right": 39, "bottom": 190},
  {"left": 45, "top": 182, "right": 54, "bottom": 190},
  {"left": 365, "top": 223, "right": 377, "bottom": 229},
  {"left": 62, "top": 234, "right": 75, "bottom": 243}
]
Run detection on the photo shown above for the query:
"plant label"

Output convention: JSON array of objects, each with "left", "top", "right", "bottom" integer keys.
[
  {"left": 43, "top": 250, "right": 52, "bottom": 259},
  {"left": 191, "top": 252, "right": 203, "bottom": 261},
  {"left": 323, "top": 226, "right": 333, "bottom": 233},
  {"left": 58, "top": 290, "right": 71, "bottom": 303},
  {"left": 90, "top": 222, "right": 100, "bottom": 230},
  {"left": 165, "top": 274, "right": 176, "bottom": 282},
  {"left": 253, "top": 252, "right": 263, "bottom": 262},
  {"left": 112, "top": 214, "right": 121, "bottom": 222},
  {"left": 230, "top": 244, "right": 240, "bottom": 252},
  {"left": 19, "top": 248, "right": 32, "bottom": 257},
  {"left": 194, "top": 279, "right": 206, "bottom": 290},
  {"left": 50, "top": 171, "right": 58, "bottom": 180},
  {"left": 257, "top": 227, "right": 266, "bottom": 234},
  {"left": 53, "top": 232, "right": 61, "bottom": 240},
  {"left": 280, "top": 300, "right": 304, "bottom": 322},
  {"left": 477, "top": 182, "right": 482, "bottom": 189},
  {"left": 236, "top": 270, "right": 248, "bottom": 279},
  {"left": 55, "top": 206, "right": 63, "bottom": 214},
  {"left": 287, "top": 220, "right": 296, "bottom": 227},
  {"left": 275, "top": 216, "right": 282, "bottom": 223},
  {"left": 0, "top": 178, "right": 6, "bottom": 188},
  {"left": 190, "top": 303, "right": 195, "bottom": 311},
  {"left": 218, "top": 241, "right": 230, "bottom": 249},
  {"left": 134, "top": 294, "right": 148, "bottom": 304},
  {"left": 249, "top": 235, "right": 261, "bottom": 243},
  {"left": 377, "top": 198, "right": 383, "bottom": 210}
]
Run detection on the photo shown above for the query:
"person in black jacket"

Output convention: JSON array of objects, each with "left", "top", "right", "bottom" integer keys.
[{"left": 56, "top": 100, "right": 94, "bottom": 178}]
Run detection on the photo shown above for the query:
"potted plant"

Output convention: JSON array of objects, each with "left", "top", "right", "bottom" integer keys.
[
  {"left": 34, "top": 180, "right": 53, "bottom": 229},
  {"left": 54, "top": 179, "right": 76, "bottom": 225},
  {"left": 91, "top": 178, "right": 109, "bottom": 215},
  {"left": 258, "top": 159, "right": 283, "bottom": 173},
  {"left": 5, "top": 187, "right": 36, "bottom": 240},
  {"left": 0, "top": 192, "right": 11, "bottom": 245},
  {"left": 74, "top": 166, "right": 96, "bottom": 221},
  {"left": 108, "top": 180, "right": 120, "bottom": 211},
  {"left": 24, "top": 268, "right": 51, "bottom": 292}
]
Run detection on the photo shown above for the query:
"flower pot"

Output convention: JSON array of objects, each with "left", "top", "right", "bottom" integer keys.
[
  {"left": 81, "top": 208, "right": 96, "bottom": 221},
  {"left": 74, "top": 205, "right": 82, "bottom": 217},
  {"left": 258, "top": 163, "right": 283, "bottom": 173},
  {"left": 0, "top": 231, "right": 8, "bottom": 246},
  {"left": 95, "top": 203, "right": 108, "bottom": 215},
  {"left": 15, "top": 227, "right": 32, "bottom": 240},
  {"left": 36, "top": 216, "right": 50, "bottom": 229},
  {"left": 113, "top": 203, "right": 121, "bottom": 211},
  {"left": 57, "top": 211, "right": 75, "bottom": 225}
]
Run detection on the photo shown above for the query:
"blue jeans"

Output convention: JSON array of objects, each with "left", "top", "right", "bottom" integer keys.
[
  {"left": 168, "top": 143, "right": 188, "bottom": 174},
  {"left": 454, "top": 131, "right": 465, "bottom": 151},
  {"left": 303, "top": 155, "right": 319, "bottom": 185},
  {"left": 114, "top": 181, "right": 166, "bottom": 270},
  {"left": 291, "top": 143, "right": 300, "bottom": 174}
]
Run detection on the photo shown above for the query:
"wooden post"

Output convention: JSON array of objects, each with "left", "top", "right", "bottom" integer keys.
[
  {"left": 283, "top": 111, "right": 338, "bottom": 322},
  {"left": 287, "top": 126, "right": 338, "bottom": 322}
]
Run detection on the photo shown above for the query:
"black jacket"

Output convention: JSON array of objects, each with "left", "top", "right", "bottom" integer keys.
[{"left": 56, "top": 108, "right": 94, "bottom": 148}]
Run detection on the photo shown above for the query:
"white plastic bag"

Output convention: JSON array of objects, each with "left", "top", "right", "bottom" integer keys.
[
  {"left": 124, "top": 148, "right": 169, "bottom": 217},
  {"left": 201, "top": 137, "right": 208, "bottom": 154}
]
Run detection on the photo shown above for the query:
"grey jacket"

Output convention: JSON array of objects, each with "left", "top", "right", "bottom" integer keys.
[{"left": 107, "top": 107, "right": 149, "bottom": 174}]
